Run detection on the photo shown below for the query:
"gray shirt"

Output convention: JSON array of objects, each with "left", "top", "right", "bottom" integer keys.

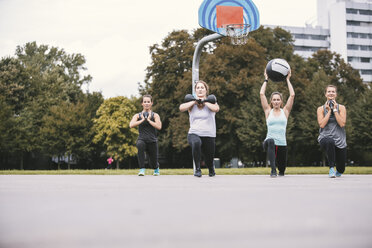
[
  {"left": 318, "top": 105, "right": 347, "bottom": 148},
  {"left": 188, "top": 104, "right": 216, "bottom": 137}
]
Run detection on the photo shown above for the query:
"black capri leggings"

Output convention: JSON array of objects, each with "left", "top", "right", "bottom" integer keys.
[
  {"left": 263, "top": 138, "right": 287, "bottom": 174},
  {"left": 187, "top": 134, "right": 215, "bottom": 170},
  {"left": 136, "top": 140, "right": 158, "bottom": 169},
  {"left": 319, "top": 137, "right": 346, "bottom": 173}
]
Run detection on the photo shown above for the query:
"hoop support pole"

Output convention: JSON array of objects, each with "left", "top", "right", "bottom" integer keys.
[
  {"left": 192, "top": 33, "right": 223, "bottom": 96},
  {"left": 191, "top": 33, "right": 223, "bottom": 173}
]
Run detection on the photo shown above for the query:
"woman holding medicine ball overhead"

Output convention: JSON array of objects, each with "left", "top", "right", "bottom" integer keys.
[{"left": 260, "top": 68, "right": 295, "bottom": 177}]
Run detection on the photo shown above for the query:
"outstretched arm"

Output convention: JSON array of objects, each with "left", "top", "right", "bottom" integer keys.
[
  {"left": 283, "top": 70, "right": 295, "bottom": 118},
  {"left": 260, "top": 71, "right": 270, "bottom": 118}
]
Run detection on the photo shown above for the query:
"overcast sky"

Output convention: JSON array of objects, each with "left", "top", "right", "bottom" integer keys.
[{"left": 0, "top": 0, "right": 317, "bottom": 99}]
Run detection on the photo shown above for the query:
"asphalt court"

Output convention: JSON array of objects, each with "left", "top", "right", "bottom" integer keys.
[{"left": 1, "top": 174, "right": 372, "bottom": 248}]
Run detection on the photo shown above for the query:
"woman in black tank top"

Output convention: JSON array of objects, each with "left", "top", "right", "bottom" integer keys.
[{"left": 129, "top": 95, "right": 162, "bottom": 176}]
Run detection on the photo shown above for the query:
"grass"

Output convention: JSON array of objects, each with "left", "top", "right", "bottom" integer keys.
[{"left": 0, "top": 167, "right": 372, "bottom": 175}]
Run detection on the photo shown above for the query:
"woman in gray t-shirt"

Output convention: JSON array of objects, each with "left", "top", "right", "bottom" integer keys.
[
  {"left": 317, "top": 85, "right": 347, "bottom": 178},
  {"left": 179, "top": 81, "right": 219, "bottom": 177}
]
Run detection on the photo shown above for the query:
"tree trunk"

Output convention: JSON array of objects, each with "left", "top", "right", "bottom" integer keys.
[
  {"left": 67, "top": 154, "right": 71, "bottom": 170},
  {"left": 20, "top": 152, "right": 24, "bottom": 170},
  {"left": 116, "top": 160, "right": 119, "bottom": 170}
]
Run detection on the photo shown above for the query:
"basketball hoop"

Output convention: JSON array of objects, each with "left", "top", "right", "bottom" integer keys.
[{"left": 224, "top": 24, "right": 251, "bottom": 45}]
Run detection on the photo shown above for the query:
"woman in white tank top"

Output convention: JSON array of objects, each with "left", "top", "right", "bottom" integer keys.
[{"left": 260, "top": 69, "right": 295, "bottom": 177}]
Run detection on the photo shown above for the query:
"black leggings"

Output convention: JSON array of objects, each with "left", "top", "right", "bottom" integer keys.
[
  {"left": 263, "top": 138, "right": 287, "bottom": 174},
  {"left": 319, "top": 137, "right": 346, "bottom": 173},
  {"left": 187, "top": 134, "right": 215, "bottom": 170},
  {"left": 136, "top": 140, "right": 158, "bottom": 169}
]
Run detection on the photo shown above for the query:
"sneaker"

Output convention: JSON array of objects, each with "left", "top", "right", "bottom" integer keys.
[
  {"left": 278, "top": 172, "right": 285, "bottom": 176},
  {"left": 208, "top": 168, "right": 216, "bottom": 177},
  {"left": 153, "top": 168, "right": 160, "bottom": 176},
  {"left": 270, "top": 169, "right": 277, "bottom": 177},
  {"left": 138, "top": 168, "right": 145, "bottom": 176},
  {"left": 329, "top": 167, "right": 336, "bottom": 178},
  {"left": 335, "top": 170, "right": 342, "bottom": 177},
  {"left": 194, "top": 169, "right": 202, "bottom": 177}
]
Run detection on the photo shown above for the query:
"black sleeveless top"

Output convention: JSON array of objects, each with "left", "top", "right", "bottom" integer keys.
[{"left": 138, "top": 112, "right": 158, "bottom": 142}]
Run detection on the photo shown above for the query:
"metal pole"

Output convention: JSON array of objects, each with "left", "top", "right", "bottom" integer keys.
[
  {"left": 192, "top": 33, "right": 223, "bottom": 95},
  {"left": 191, "top": 33, "right": 223, "bottom": 173}
]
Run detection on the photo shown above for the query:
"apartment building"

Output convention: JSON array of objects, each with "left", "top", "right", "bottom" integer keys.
[{"left": 269, "top": 0, "right": 372, "bottom": 82}]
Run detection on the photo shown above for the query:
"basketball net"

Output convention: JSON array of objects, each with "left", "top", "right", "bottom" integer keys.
[{"left": 224, "top": 24, "right": 251, "bottom": 45}]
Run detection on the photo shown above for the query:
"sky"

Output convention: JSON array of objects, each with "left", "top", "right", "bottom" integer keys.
[{"left": 0, "top": 0, "right": 317, "bottom": 99}]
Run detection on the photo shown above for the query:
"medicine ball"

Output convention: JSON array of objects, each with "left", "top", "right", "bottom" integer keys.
[{"left": 265, "top": 58, "right": 290, "bottom": 82}]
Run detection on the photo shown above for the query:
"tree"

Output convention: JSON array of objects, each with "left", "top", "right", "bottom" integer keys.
[
  {"left": 348, "top": 86, "right": 372, "bottom": 163},
  {"left": 0, "top": 97, "right": 15, "bottom": 159},
  {"left": 41, "top": 92, "right": 103, "bottom": 169},
  {"left": 0, "top": 42, "right": 94, "bottom": 168},
  {"left": 93, "top": 96, "right": 138, "bottom": 169},
  {"left": 294, "top": 70, "right": 331, "bottom": 165}
]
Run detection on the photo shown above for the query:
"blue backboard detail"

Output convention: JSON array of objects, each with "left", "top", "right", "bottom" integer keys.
[{"left": 198, "top": 0, "right": 260, "bottom": 36}]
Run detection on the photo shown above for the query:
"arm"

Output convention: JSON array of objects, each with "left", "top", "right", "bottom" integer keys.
[
  {"left": 333, "top": 103, "right": 347, "bottom": 128},
  {"left": 260, "top": 72, "right": 271, "bottom": 118},
  {"left": 283, "top": 70, "right": 295, "bottom": 118},
  {"left": 129, "top": 113, "right": 145, "bottom": 128},
  {"left": 179, "top": 101, "right": 196, "bottom": 112},
  {"left": 317, "top": 104, "right": 331, "bottom": 128},
  {"left": 147, "top": 113, "right": 162, "bottom": 130},
  {"left": 204, "top": 102, "right": 219, "bottom": 112}
]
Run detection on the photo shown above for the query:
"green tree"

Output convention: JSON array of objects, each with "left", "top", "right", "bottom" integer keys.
[
  {"left": 0, "top": 97, "right": 15, "bottom": 154},
  {"left": 294, "top": 70, "right": 331, "bottom": 164},
  {"left": 0, "top": 42, "right": 94, "bottom": 168},
  {"left": 348, "top": 86, "right": 372, "bottom": 163},
  {"left": 41, "top": 92, "right": 103, "bottom": 169},
  {"left": 93, "top": 96, "right": 138, "bottom": 169}
]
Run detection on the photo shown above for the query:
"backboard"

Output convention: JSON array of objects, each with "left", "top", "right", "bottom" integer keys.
[{"left": 198, "top": 0, "right": 260, "bottom": 36}]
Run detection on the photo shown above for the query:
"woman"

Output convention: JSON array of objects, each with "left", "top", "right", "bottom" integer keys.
[
  {"left": 317, "top": 85, "right": 347, "bottom": 178},
  {"left": 260, "top": 70, "right": 295, "bottom": 177},
  {"left": 129, "top": 95, "right": 162, "bottom": 176},
  {"left": 179, "top": 80, "right": 219, "bottom": 177}
]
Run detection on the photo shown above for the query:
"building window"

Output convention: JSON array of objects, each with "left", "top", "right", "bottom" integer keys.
[
  {"left": 310, "top": 35, "right": 327, "bottom": 40},
  {"left": 360, "top": 33, "right": 368, "bottom": 38},
  {"left": 346, "top": 8, "right": 358, "bottom": 14},
  {"left": 347, "top": 45, "right": 359, "bottom": 50},
  {"left": 347, "top": 21, "right": 360, "bottom": 26},
  {"left": 347, "top": 9, "right": 372, "bottom": 16},
  {"left": 361, "top": 70, "right": 372, "bottom": 75},
  {"left": 360, "top": 46, "right": 368, "bottom": 51},
  {"left": 347, "top": 32, "right": 372, "bottom": 39},
  {"left": 294, "top": 34, "right": 308, "bottom": 39},
  {"left": 359, "top": 9, "right": 372, "bottom": 16},
  {"left": 361, "top": 58, "right": 370, "bottom": 63}
]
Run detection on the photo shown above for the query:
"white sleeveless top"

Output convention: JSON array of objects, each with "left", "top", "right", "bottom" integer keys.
[
  {"left": 265, "top": 109, "right": 287, "bottom": 146},
  {"left": 188, "top": 105, "right": 216, "bottom": 137}
]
